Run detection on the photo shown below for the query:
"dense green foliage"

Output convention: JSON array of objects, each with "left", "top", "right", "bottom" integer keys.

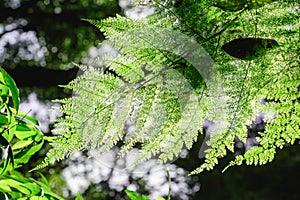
[
  {"left": 38, "top": 0, "right": 299, "bottom": 177},
  {"left": 0, "top": 66, "right": 62, "bottom": 199}
]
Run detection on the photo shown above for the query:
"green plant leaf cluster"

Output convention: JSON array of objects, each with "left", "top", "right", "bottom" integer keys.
[
  {"left": 0, "top": 66, "right": 63, "bottom": 199},
  {"left": 125, "top": 189, "right": 151, "bottom": 200},
  {"left": 41, "top": 0, "right": 299, "bottom": 175}
]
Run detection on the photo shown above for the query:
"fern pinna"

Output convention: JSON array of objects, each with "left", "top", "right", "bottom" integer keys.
[{"left": 36, "top": 0, "right": 300, "bottom": 174}]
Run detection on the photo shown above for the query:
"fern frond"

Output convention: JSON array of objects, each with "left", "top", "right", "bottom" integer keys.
[{"left": 40, "top": 0, "right": 299, "bottom": 175}]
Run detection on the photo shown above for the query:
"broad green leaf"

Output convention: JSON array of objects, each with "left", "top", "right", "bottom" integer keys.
[
  {"left": 7, "top": 116, "right": 17, "bottom": 143},
  {"left": 0, "top": 113, "right": 8, "bottom": 124},
  {"left": 125, "top": 190, "right": 150, "bottom": 200},
  {"left": 28, "top": 197, "right": 48, "bottom": 200},
  {"left": 14, "top": 121, "right": 42, "bottom": 141},
  {"left": 0, "top": 84, "right": 9, "bottom": 97},
  {"left": 0, "top": 66, "right": 20, "bottom": 112},
  {"left": 3, "top": 172, "right": 41, "bottom": 195},
  {"left": 17, "top": 112, "right": 40, "bottom": 126},
  {"left": 34, "top": 130, "right": 43, "bottom": 142},
  {"left": 8, "top": 170, "right": 30, "bottom": 183},
  {"left": 12, "top": 140, "right": 33, "bottom": 150},
  {"left": 29, "top": 178, "right": 50, "bottom": 190},
  {"left": 24, "top": 140, "right": 44, "bottom": 156},
  {"left": 0, "top": 180, "right": 12, "bottom": 192},
  {"left": 13, "top": 140, "right": 44, "bottom": 166},
  {"left": 22, "top": 182, "right": 41, "bottom": 195},
  {"left": 141, "top": 195, "right": 150, "bottom": 200},
  {"left": 125, "top": 190, "right": 140, "bottom": 200},
  {"left": 30, "top": 179, "right": 64, "bottom": 200},
  {"left": 0, "top": 179, "right": 30, "bottom": 194},
  {"left": 75, "top": 193, "right": 84, "bottom": 200},
  {"left": 15, "top": 123, "right": 32, "bottom": 131},
  {"left": 15, "top": 130, "right": 38, "bottom": 140}
]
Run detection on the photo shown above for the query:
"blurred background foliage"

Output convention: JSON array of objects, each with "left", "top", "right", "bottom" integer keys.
[
  {"left": 0, "top": 0, "right": 300, "bottom": 199},
  {"left": 0, "top": 0, "right": 120, "bottom": 70}
]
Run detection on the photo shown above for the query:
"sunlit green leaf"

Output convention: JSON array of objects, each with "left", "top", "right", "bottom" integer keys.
[
  {"left": 75, "top": 193, "right": 84, "bottom": 200},
  {"left": 22, "top": 182, "right": 41, "bottom": 195},
  {"left": 0, "top": 66, "right": 20, "bottom": 112},
  {"left": 12, "top": 140, "right": 33, "bottom": 150},
  {"left": 16, "top": 112, "right": 40, "bottom": 126},
  {"left": 0, "top": 180, "right": 12, "bottom": 192},
  {"left": 0, "top": 179, "right": 30, "bottom": 194},
  {"left": 30, "top": 179, "right": 64, "bottom": 200},
  {"left": 14, "top": 130, "right": 37, "bottom": 140},
  {"left": 13, "top": 140, "right": 44, "bottom": 166},
  {"left": 125, "top": 190, "right": 150, "bottom": 200}
]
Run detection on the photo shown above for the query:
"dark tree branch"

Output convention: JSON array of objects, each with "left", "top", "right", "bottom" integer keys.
[{"left": 0, "top": 28, "right": 21, "bottom": 38}]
